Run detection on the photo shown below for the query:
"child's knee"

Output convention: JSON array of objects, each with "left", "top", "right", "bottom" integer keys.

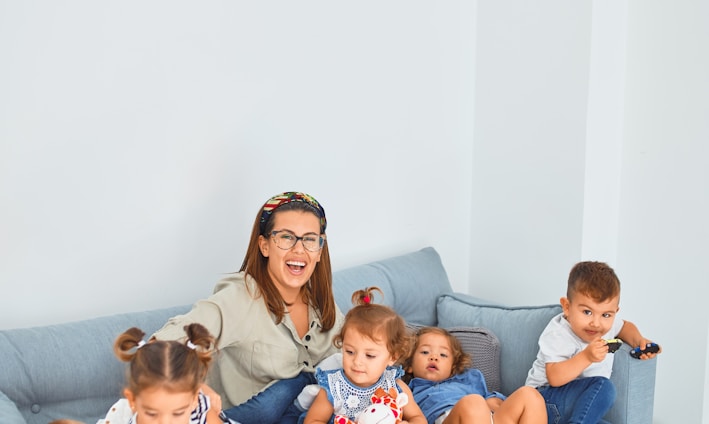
[
  {"left": 456, "top": 394, "right": 487, "bottom": 409},
  {"left": 515, "top": 386, "right": 538, "bottom": 397},
  {"left": 448, "top": 394, "right": 490, "bottom": 422},
  {"left": 580, "top": 376, "right": 616, "bottom": 411},
  {"left": 515, "top": 386, "right": 544, "bottom": 402},
  {"left": 596, "top": 377, "right": 617, "bottom": 405}
]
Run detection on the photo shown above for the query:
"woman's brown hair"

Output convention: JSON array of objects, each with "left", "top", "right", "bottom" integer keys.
[{"left": 240, "top": 199, "right": 337, "bottom": 331}]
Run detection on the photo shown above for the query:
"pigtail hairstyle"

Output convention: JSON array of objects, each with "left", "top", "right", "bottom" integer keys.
[
  {"left": 113, "top": 323, "right": 215, "bottom": 396},
  {"left": 334, "top": 286, "right": 411, "bottom": 361}
]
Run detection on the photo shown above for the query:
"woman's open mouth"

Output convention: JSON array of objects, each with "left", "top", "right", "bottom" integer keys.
[{"left": 286, "top": 260, "right": 306, "bottom": 271}]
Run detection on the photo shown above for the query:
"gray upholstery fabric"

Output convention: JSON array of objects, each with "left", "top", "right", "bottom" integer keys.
[
  {"left": 333, "top": 247, "right": 453, "bottom": 326},
  {"left": 447, "top": 326, "right": 501, "bottom": 394}
]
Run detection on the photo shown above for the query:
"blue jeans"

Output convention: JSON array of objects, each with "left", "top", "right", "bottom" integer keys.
[
  {"left": 538, "top": 376, "right": 616, "bottom": 424},
  {"left": 222, "top": 372, "right": 316, "bottom": 424}
]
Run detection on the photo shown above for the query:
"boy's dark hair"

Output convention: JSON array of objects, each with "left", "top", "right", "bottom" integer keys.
[{"left": 567, "top": 261, "right": 620, "bottom": 302}]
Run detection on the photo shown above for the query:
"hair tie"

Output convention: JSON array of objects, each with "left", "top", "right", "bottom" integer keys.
[
  {"left": 259, "top": 192, "right": 327, "bottom": 234},
  {"left": 136, "top": 340, "right": 146, "bottom": 349},
  {"left": 186, "top": 340, "right": 197, "bottom": 350}
]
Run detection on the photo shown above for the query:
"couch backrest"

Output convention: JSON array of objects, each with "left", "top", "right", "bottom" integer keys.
[
  {"left": 436, "top": 293, "right": 562, "bottom": 395},
  {"left": 0, "top": 305, "right": 190, "bottom": 424},
  {"left": 332, "top": 247, "right": 453, "bottom": 326},
  {"left": 0, "top": 247, "right": 452, "bottom": 423}
]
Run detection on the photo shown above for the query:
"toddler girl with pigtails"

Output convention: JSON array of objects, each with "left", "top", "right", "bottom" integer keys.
[{"left": 101, "top": 323, "right": 229, "bottom": 424}]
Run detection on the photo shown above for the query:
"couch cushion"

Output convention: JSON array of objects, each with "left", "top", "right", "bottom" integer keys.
[
  {"left": 333, "top": 247, "right": 452, "bottom": 326},
  {"left": 436, "top": 293, "right": 561, "bottom": 395},
  {"left": 448, "top": 327, "right": 502, "bottom": 393}
]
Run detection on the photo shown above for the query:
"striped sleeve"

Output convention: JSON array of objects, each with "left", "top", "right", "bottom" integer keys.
[{"left": 190, "top": 391, "right": 211, "bottom": 424}]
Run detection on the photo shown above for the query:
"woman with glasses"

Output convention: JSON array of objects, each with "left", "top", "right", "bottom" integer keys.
[{"left": 152, "top": 192, "right": 344, "bottom": 424}]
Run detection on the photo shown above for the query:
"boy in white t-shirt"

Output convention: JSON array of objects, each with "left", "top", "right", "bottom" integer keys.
[{"left": 526, "top": 261, "right": 661, "bottom": 424}]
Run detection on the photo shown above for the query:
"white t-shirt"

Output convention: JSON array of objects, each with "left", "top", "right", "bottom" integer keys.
[{"left": 525, "top": 312, "right": 625, "bottom": 388}]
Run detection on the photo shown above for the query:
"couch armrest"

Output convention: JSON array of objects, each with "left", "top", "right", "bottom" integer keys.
[
  {"left": 607, "top": 344, "right": 657, "bottom": 424},
  {"left": 0, "top": 391, "right": 25, "bottom": 424}
]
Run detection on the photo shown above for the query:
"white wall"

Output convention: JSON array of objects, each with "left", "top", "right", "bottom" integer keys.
[
  {"left": 470, "top": 1, "right": 709, "bottom": 423},
  {"left": 0, "top": 0, "right": 477, "bottom": 327},
  {"left": 470, "top": 1, "right": 592, "bottom": 304},
  {"left": 619, "top": 1, "right": 709, "bottom": 422},
  {"left": 1, "top": 1, "right": 707, "bottom": 422}
]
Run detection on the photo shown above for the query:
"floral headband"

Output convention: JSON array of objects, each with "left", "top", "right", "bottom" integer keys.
[{"left": 259, "top": 192, "right": 327, "bottom": 235}]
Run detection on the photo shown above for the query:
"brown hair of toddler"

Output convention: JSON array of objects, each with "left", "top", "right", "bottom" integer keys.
[
  {"left": 400, "top": 327, "right": 472, "bottom": 382},
  {"left": 114, "top": 323, "right": 214, "bottom": 396},
  {"left": 567, "top": 261, "right": 621, "bottom": 303},
  {"left": 334, "top": 286, "right": 411, "bottom": 361}
]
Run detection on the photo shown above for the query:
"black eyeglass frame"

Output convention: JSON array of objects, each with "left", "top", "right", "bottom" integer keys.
[{"left": 270, "top": 230, "right": 326, "bottom": 252}]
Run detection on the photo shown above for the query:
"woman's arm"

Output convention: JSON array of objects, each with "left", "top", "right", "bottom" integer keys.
[{"left": 303, "top": 389, "right": 334, "bottom": 424}]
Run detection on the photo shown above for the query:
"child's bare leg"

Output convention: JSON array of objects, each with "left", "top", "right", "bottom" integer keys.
[
  {"left": 492, "top": 387, "right": 546, "bottom": 424},
  {"left": 443, "top": 394, "right": 491, "bottom": 424}
]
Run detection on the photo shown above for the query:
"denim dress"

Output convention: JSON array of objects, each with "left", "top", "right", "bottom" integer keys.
[{"left": 409, "top": 368, "right": 505, "bottom": 423}]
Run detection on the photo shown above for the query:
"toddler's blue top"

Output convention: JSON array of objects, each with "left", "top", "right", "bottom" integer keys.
[{"left": 409, "top": 368, "right": 505, "bottom": 423}]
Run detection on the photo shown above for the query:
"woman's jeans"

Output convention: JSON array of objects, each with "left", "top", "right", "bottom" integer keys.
[
  {"left": 538, "top": 376, "right": 616, "bottom": 424},
  {"left": 222, "top": 372, "right": 316, "bottom": 424}
]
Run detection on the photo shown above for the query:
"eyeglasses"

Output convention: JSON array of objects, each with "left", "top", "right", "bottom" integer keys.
[{"left": 270, "top": 230, "right": 326, "bottom": 252}]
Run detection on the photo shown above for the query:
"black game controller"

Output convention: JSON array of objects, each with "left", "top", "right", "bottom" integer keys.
[
  {"left": 604, "top": 338, "right": 623, "bottom": 353},
  {"left": 630, "top": 342, "right": 660, "bottom": 359}
]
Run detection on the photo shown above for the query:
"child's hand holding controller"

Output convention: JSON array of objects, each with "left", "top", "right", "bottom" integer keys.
[
  {"left": 584, "top": 339, "right": 610, "bottom": 363},
  {"left": 630, "top": 339, "right": 661, "bottom": 359}
]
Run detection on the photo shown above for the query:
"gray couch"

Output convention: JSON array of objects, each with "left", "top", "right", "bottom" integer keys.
[{"left": 0, "top": 247, "right": 656, "bottom": 424}]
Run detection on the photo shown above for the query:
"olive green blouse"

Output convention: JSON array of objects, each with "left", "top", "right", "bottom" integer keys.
[{"left": 152, "top": 272, "right": 344, "bottom": 409}]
